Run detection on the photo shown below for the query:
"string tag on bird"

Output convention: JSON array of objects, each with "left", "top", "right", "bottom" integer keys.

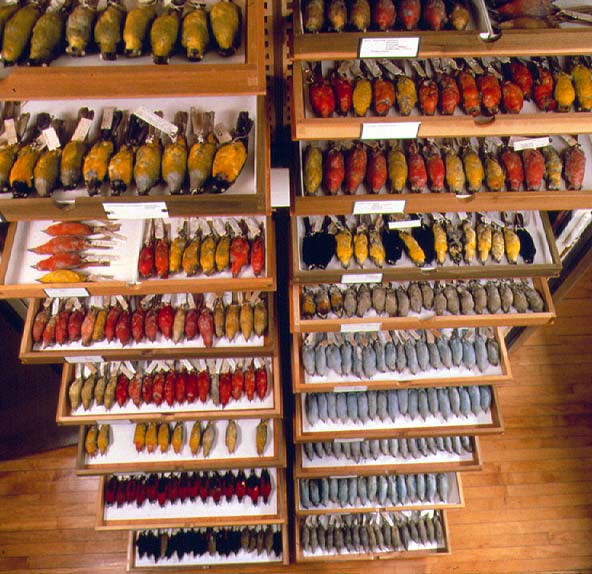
[{"left": 133, "top": 107, "right": 178, "bottom": 142}]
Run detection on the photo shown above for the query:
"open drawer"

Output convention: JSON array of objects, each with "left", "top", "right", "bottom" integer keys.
[
  {"left": 96, "top": 468, "right": 287, "bottom": 531},
  {"left": 295, "top": 510, "right": 450, "bottom": 562},
  {"left": 291, "top": 327, "right": 512, "bottom": 393},
  {"left": 294, "top": 385, "right": 504, "bottom": 442},
  {"left": 295, "top": 471, "right": 464, "bottom": 516},
  {"left": 127, "top": 523, "right": 289, "bottom": 569},
  {"left": 295, "top": 435, "right": 482, "bottom": 478},
  {"left": 20, "top": 293, "right": 275, "bottom": 364},
  {"left": 56, "top": 355, "right": 282, "bottom": 424},
  {"left": 76, "top": 418, "right": 285, "bottom": 476},
  {"left": 0, "top": 0, "right": 265, "bottom": 100},
  {"left": 291, "top": 211, "right": 561, "bottom": 283},
  {"left": 0, "top": 215, "right": 275, "bottom": 298},
  {"left": 290, "top": 278, "right": 555, "bottom": 332}
]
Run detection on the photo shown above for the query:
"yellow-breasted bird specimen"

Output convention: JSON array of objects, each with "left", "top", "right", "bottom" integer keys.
[
  {"left": 66, "top": 0, "right": 97, "bottom": 56},
  {"left": 206, "top": 110, "right": 253, "bottom": 194},
  {"left": 162, "top": 110, "right": 188, "bottom": 194},
  {"left": 82, "top": 108, "right": 123, "bottom": 196},
  {"left": 210, "top": 0, "right": 241, "bottom": 57},
  {"left": 94, "top": 0, "right": 125, "bottom": 61},
  {"left": 2, "top": 1, "right": 44, "bottom": 65},
  {"left": 150, "top": 0, "right": 182, "bottom": 65},
  {"left": 60, "top": 107, "right": 94, "bottom": 189},
  {"left": 123, "top": 0, "right": 156, "bottom": 57},
  {"left": 133, "top": 113, "right": 162, "bottom": 195},
  {"left": 181, "top": 1, "right": 209, "bottom": 61},
  {"left": 188, "top": 109, "right": 216, "bottom": 194}
]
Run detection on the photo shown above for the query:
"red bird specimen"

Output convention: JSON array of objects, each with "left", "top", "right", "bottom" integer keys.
[
  {"left": 501, "top": 80, "right": 524, "bottom": 114},
  {"left": 509, "top": 59, "right": 534, "bottom": 100},
  {"left": 250, "top": 229, "right": 266, "bottom": 277},
  {"left": 407, "top": 141, "right": 428, "bottom": 192},
  {"left": 422, "top": 141, "right": 446, "bottom": 193},
  {"left": 67, "top": 308, "right": 84, "bottom": 341},
  {"left": 138, "top": 220, "right": 155, "bottom": 278},
  {"left": 141, "top": 373, "right": 154, "bottom": 404},
  {"left": 152, "top": 371, "right": 165, "bottom": 406},
  {"left": 398, "top": 0, "right": 421, "bottom": 29},
  {"left": 44, "top": 222, "right": 94, "bottom": 237},
  {"left": 154, "top": 230, "right": 169, "bottom": 279},
  {"left": 144, "top": 304, "right": 159, "bottom": 342},
  {"left": 30, "top": 236, "right": 95, "bottom": 255},
  {"left": 197, "top": 369, "right": 211, "bottom": 402},
  {"left": 104, "top": 303, "right": 122, "bottom": 342},
  {"left": 131, "top": 305, "right": 146, "bottom": 343},
  {"left": 185, "top": 370, "right": 197, "bottom": 403},
  {"left": 422, "top": 0, "right": 447, "bottom": 30},
  {"left": 310, "top": 71, "right": 336, "bottom": 118},
  {"left": 501, "top": 145, "right": 525, "bottom": 191},
  {"left": 230, "top": 233, "right": 250, "bottom": 277},
  {"left": 521, "top": 148, "right": 545, "bottom": 191},
  {"left": 366, "top": 146, "right": 388, "bottom": 193},
  {"left": 175, "top": 370, "right": 187, "bottom": 404},
  {"left": 184, "top": 307, "right": 199, "bottom": 340},
  {"left": 34, "top": 252, "right": 90, "bottom": 271},
  {"left": 372, "top": 0, "right": 396, "bottom": 30},
  {"left": 533, "top": 61, "right": 556, "bottom": 111},
  {"left": 255, "top": 366, "right": 268, "bottom": 400},
  {"left": 197, "top": 307, "right": 215, "bottom": 347},
  {"left": 438, "top": 72, "right": 460, "bottom": 115},
  {"left": 458, "top": 68, "right": 481, "bottom": 116},
  {"left": 418, "top": 76, "right": 439, "bottom": 116},
  {"left": 477, "top": 71, "right": 502, "bottom": 116},
  {"left": 373, "top": 76, "right": 396, "bottom": 116},
  {"left": 332, "top": 72, "right": 353, "bottom": 116},
  {"left": 232, "top": 365, "right": 244, "bottom": 400},
  {"left": 219, "top": 371, "right": 232, "bottom": 407},
  {"left": 563, "top": 143, "right": 586, "bottom": 191},
  {"left": 115, "top": 310, "right": 131, "bottom": 346},
  {"left": 496, "top": 0, "right": 555, "bottom": 20},
  {"left": 164, "top": 371, "right": 176, "bottom": 406},
  {"left": 116, "top": 373, "right": 130, "bottom": 407},
  {"left": 157, "top": 303, "right": 174, "bottom": 340},
  {"left": 80, "top": 307, "right": 97, "bottom": 347},
  {"left": 32, "top": 304, "right": 51, "bottom": 343},
  {"left": 244, "top": 362, "right": 256, "bottom": 401},
  {"left": 323, "top": 145, "right": 345, "bottom": 195},
  {"left": 128, "top": 373, "right": 142, "bottom": 407},
  {"left": 55, "top": 306, "right": 71, "bottom": 345},
  {"left": 344, "top": 142, "right": 368, "bottom": 194}
]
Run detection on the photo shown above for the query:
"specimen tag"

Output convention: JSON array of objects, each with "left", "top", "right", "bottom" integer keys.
[
  {"left": 182, "top": 359, "right": 194, "bottom": 371},
  {"left": 103, "top": 202, "right": 168, "bottom": 220},
  {"left": 511, "top": 136, "right": 550, "bottom": 151},
  {"left": 341, "top": 273, "right": 382, "bottom": 284},
  {"left": 361, "top": 122, "right": 420, "bottom": 140},
  {"left": 353, "top": 200, "right": 406, "bottom": 215},
  {"left": 66, "top": 355, "right": 103, "bottom": 363},
  {"left": 100, "top": 107, "right": 115, "bottom": 130},
  {"left": 3, "top": 119, "right": 18, "bottom": 145},
  {"left": 334, "top": 385, "right": 369, "bottom": 393},
  {"left": 359, "top": 37, "right": 419, "bottom": 59},
  {"left": 42, "top": 127, "right": 61, "bottom": 151},
  {"left": 71, "top": 117, "right": 93, "bottom": 142},
  {"left": 144, "top": 360, "right": 159, "bottom": 374},
  {"left": 45, "top": 287, "right": 89, "bottom": 298},
  {"left": 340, "top": 323, "right": 381, "bottom": 332},
  {"left": 213, "top": 123, "right": 233, "bottom": 144},
  {"left": 133, "top": 107, "right": 178, "bottom": 141},
  {"left": 388, "top": 219, "right": 422, "bottom": 229}
]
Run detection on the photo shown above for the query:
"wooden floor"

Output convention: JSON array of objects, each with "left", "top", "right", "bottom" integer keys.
[{"left": 1, "top": 269, "right": 591, "bottom": 574}]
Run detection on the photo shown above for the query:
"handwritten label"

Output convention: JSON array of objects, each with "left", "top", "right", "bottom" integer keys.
[
  {"left": 334, "top": 385, "right": 369, "bottom": 393},
  {"left": 353, "top": 200, "right": 406, "bottom": 215},
  {"left": 103, "top": 202, "right": 168, "bottom": 220},
  {"left": 42, "top": 127, "right": 61, "bottom": 151},
  {"left": 133, "top": 107, "right": 178, "bottom": 141},
  {"left": 361, "top": 121, "right": 420, "bottom": 140},
  {"left": 388, "top": 219, "right": 422, "bottom": 229},
  {"left": 45, "top": 287, "right": 89, "bottom": 298},
  {"left": 71, "top": 117, "right": 93, "bottom": 142},
  {"left": 340, "top": 323, "right": 381, "bottom": 333},
  {"left": 511, "top": 136, "right": 550, "bottom": 151},
  {"left": 341, "top": 273, "right": 383, "bottom": 284},
  {"left": 359, "top": 37, "right": 420, "bottom": 59},
  {"left": 65, "top": 355, "right": 103, "bottom": 364}
]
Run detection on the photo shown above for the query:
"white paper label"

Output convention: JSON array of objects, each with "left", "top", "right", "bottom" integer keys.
[
  {"left": 388, "top": 219, "right": 422, "bottom": 229},
  {"left": 334, "top": 437, "right": 366, "bottom": 443},
  {"left": 511, "top": 136, "right": 550, "bottom": 151},
  {"left": 213, "top": 123, "right": 233, "bottom": 144},
  {"left": 133, "top": 107, "right": 178, "bottom": 141},
  {"left": 42, "top": 128, "right": 61, "bottom": 151},
  {"left": 71, "top": 117, "right": 93, "bottom": 142},
  {"left": 334, "top": 385, "right": 369, "bottom": 393},
  {"left": 359, "top": 37, "right": 420, "bottom": 59},
  {"left": 101, "top": 107, "right": 115, "bottom": 130},
  {"left": 66, "top": 355, "right": 103, "bottom": 364},
  {"left": 3, "top": 119, "right": 18, "bottom": 145},
  {"left": 353, "top": 200, "right": 406, "bottom": 215},
  {"left": 45, "top": 287, "right": 89, "bottom": 298},
  {"left": 340, "top": 323, "right": 381, "bottom": 332},
  {"left": 103, "top": 202, "right": 168, "bottom": 220},
  {"left": 341, "top": 273, "right": 383, "bottom": 284},
  {"left": 361, "top": 122, "right": 420, "bottom": 140}
]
